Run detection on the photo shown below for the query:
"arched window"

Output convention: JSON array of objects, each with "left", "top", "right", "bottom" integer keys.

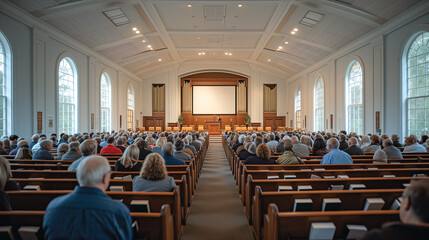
[
  {"left": 406, "top": 32, "right": 429, "bottom": 136},
  {"left": 295, "top": 88, "right": 301, "bottom": 129},
  {"left": 58, "top": 57, "right": 78, "bottom": 134},
  {"left": 100, "top": 72, "right": 111, "bottom": 132},
  {"left": 127, "top": 84, "right": 134, "bottom": 130},
  {"left": 314, "top": 77, "right": 324, "bottom": 131},
  {"left": 0, "top": 31, "right": 11, "bottom": 136},
  {"left": 346, "top": 60, "right": 363, "bottom": 134}
]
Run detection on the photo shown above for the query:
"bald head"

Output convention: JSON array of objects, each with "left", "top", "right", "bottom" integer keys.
[
  {"left": 327, "top": 138, "right": 339, "bottom": 150},
  {"left": 348, "top": 137, "right": 358, "bottom": 147},
  {"left": 291, "top": 136, "right": 299, "bottom": 144}
]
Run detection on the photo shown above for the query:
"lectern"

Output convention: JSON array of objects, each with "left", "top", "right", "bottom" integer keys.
[{"left": 206, "top": 121, "right": 221, "bottom": 135}]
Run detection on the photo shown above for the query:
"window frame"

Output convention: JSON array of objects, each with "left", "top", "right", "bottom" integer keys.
[
  {"left": 313, "top": 76, "right": 324, "bottom": 132},
  {"left": 345, "top": 59, "right": 364, "bottom": 135},
  {"left": 295, "top": 87, "right": 301, "bottom": 129},
  {"left": 0, "top": 31, "right": 12, "bottom": 136},
  {"left": 100, "top": 72, "right": 111, "bottom": 133},
  {"left": 57, "top": 56, "right": 78, "bottom": 135},
  {"left": 127, "top": 84, "right": 134, "bottom": 130}
]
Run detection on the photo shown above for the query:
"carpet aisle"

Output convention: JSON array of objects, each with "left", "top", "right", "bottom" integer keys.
[{"left": 181, "top": 136, "right": 254, "bottom": 240}]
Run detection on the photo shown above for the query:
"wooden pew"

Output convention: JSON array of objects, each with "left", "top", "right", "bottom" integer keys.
[
  {"left": 245, "top": 176, "right": 429, "bottom": 224},
  {"left": 0, "top": 206, "right": 174, "bottom": 240},
  {"left": 7, "top": 188, "right": 182, "bottom": 240},
  {"left": 252, "top": 187, "right": 403, "bottom": 239},
  {"left": 263, "top": 204, "right": 399, "bottom": 240}
]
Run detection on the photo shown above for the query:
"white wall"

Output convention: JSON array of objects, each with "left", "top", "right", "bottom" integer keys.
[{"left": 0, "top": 2, "right": 142, "bottom": 139}]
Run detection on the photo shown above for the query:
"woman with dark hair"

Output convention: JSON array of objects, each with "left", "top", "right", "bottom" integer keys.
[
  {"left": 312, "top": 138, "right": 328, "bottom": 156},
  {"left": 419, "top": 135, "right": 429, "bottom": 147},
  {"left": 244, "top": 144, "right": 276, "bottom": 164}
]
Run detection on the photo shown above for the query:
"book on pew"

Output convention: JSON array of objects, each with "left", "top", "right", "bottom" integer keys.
[
  {"left": 367, "top": 167, "right": 378, "bottom": 170},
  {"left": 323, "top": 176, "right": 335, "bottom": 179},
  {"left": 109, "top": 186, "right": 124, "bottom": 192},
  {"left": 364, "top": 198, "right": 385, "bottom": 211},
  {"left": 413, "top": 173, "right": 427, "bottom": 177},
  {"left": 310, "top": 174, "right": 321, "bottom": 179},
  {"left": 0, "top": 226, "right": 13, "bottom": 240},
  {"left": 278, "top": 185, "right": 293, "bottom": 191},
  {"left": 23, "top": 185, "right": 41, "bottom": 191},
  {"left": 329, "top": 184, "right": 344, "bottom": 190},
  {"left": 349, "top": 184, "right": 366, "bottom": 190},
  {"left": 114, "top": 177, "right": 123, "bottom": 180},
  {"left": 300, "top": 169, "right": 312, "bottom": 171},
  {"left": 403, "top": 183, "right": 411, "bottom": 188},
  {"left": 123, "top": 175, "right": 132, "bottom": 180},
  {"left": 314, "top": 168, "right": 325, "bottom": 171},
  {"left": 345, "top": 224, "right": 368, "bottom": 240},
  {"left": 337, "top": 175, "right": 349, "bottom": 179},
  {"left": 18, "top": 226, "right": 41, "bottom": 240},
  {"left": 383, "top": 175, "right": 396, "bottom": 178},
  {"left": 130, "top": 200, "right": 150, "bottom": 213},
  {"left": 390, "top": 197, "right": 403, "bottom": 210},
  {"left": 283, "top": 175, "right": 296, "bottom": 179},
  {"left": 297, "top": 185, "right": 313, "bottom": 191},
  {"left": 267, "top": 175, "right": 280, "bottom": 180},
  {"left": 322, "top": 198, "right": 341, "bottom": 211},
  {"left": 293, "top": 198, "right": 313, "bottom": 212},
  {"left": 309, "top": 222, "right": 336, "bottom": 240}
]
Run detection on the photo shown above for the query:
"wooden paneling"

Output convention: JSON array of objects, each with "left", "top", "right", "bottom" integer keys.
[
  {"left": 182, "top": 113, "right": 247, "bottom": 130},
  {"left": 143, "top": 112, "right": 165, "bottom": 131},
  {"left": 263, "top": 112, "right": 285, "bottom": 131}
]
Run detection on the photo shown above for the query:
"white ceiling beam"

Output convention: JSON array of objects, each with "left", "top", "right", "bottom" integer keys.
[
  {"left": 250, "top": 0, "right": 295, "bottom": 61},
  {"left": 32, "top": 0, "right": 127, "bottom": 21},
  {"left": 135, "top": 62, "right": 179, "bottom": 77},
  {"left": 272, "top": 32, "right": 335, "bottom": 53},
  {"left": 133, "top": 0, "right": 181, "bottom": 62},
  {"left": 253, "top": 62, "right": 293, "bottom": 78},
  {"left": 168, "top": 30, "right": 264, "bottom": 34},
  {"left": 92, "top": 32, "right": 159, "bottom": 51},
  {"left": 176, "top": 47, "right": 254, "bottom": 51},
  {"left": 295, "top": 0, "right": 386, "bottom": 28},
  {"left": 119, "top": 48, "right": 168, "bottom": 66},
  {"left": 262, "top": 48, "right": 309, "bottom": 68}
]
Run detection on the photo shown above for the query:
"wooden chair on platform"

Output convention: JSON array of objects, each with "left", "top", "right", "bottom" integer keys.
[
  {"left": 265, "top": 127, "right": 271, "bottom": 132},
  {"left": 278, "top": 126, "right": 285, "bottom": 132},
  {"left": 241, "top": 127, "right": 247, "bottom": 131},
  {"left": 189, "top": 125, "right": 195, "bottom": 131},
  {"left": 198, "top": 125, "right": 204, "bottom": 132},
  {"left": 149, "top": 127, "right": 155, "bottom": 132},
  {"left": 173, "top": 127, "right": 179, "bottom": 132},
  {"left": 166, "top": 127, "right": 172, "bottom": 132},
  {"left": 225, "top": 125, "right": 231, "bottom": 131},
  {"left": 235, "top": 126, "right": 241, "bottom": 131},
  {"left": 156, "top": 127, "right": 162, "bottom": 132},
  {"left": 248, "top": 127, "right": 253, "bottom": 132},
  {"left": 257, "top": 127, "right": 263, "bottom": 131}
]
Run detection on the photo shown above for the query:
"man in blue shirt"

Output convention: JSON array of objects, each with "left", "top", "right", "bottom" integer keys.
[
  {"left": 43, "top": 155, "right": 132, "bottom": 240},
  {"left": 162, "top": 142, "right": 186, "bottom": 165},
  {"left": 321, "top": 138, "right": 353, "bottom": 164}
]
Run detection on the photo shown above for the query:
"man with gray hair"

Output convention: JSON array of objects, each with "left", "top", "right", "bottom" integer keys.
[
  {"left": 67, "top": 140, "right": 98, "bottom": 171},
  {"left": 382, "top": 139, "right": 403, "bottom": 159},
  {"left": 32, "top": 139, "right": 54, "bottom": 160},
  {"left": 29, "top": 134, "right": 39, "bottom": 150},
  {"left": 61, "top": 141, "right": 82, "bottom": 161},
  {"left": 344, "top": 137, "right": 365, "bottom": 156},
  {"left": 291, "top": 136, "right": 310, "bottom": 157},
  {"left": 43, "top": 156, "right": 132, "bottom": 239},
  {"left": 162, "top": 142, "right": 186, "bottom": 165},
  {"left": 321, "top": 138, "right": 353, "bottom": 164}
]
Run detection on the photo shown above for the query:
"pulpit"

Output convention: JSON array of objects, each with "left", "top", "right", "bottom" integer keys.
[{"left": 206, "top": 121, "right": 221, "bottom": 135}]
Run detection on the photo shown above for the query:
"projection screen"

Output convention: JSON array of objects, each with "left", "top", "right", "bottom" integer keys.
[{"left": 192, "top": 86, "right": 236, "bottom": 115}]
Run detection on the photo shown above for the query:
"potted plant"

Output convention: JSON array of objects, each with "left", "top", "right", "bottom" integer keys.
[
  {"left": 178, "top": 115, "right": 185, "bottom": 130},
  {"left": 244, "top": 115, "right": 251, "bottom": 127}
]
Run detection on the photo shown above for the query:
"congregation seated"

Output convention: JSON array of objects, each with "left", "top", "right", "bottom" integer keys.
[
  {"left": 312, "top": 137, "right": 328, "bottom": 156},
  {"left": 0, "top": 141, "right": 8, "bottom": 155},
  {"left": 14, "top": 146, "right": 33, "bottom": 160},
  {"left": 403, "top": 136, "right": 426, "bottom": 153},
  {"left": 266, "top": 133, "right": 278, "bottom": 150},
  {"left": 0, "top": 156, "right": 20, "bottom": 211},
  {"left": 31, "top": 136, "right": 46, "bottom": 154},
  {"left": 274, "top": 140, "right": 285, "bottom": 154},
  {"left": 162, "top": 142, "right": 186, "bottom": 166},
  {"left": 173, "top": 139, "right": 192, "bottom": 161},
  {"left": 9, "top": 134, "right": 18, "bottom": 150},
  {"left": 61, "top": 141, "right": 82, "bottom": 161},
  {"left": 2, "top": 139, "right": 12, "bottom": 154},
  {"left": 360, "top": 135, "right": 371, "bottom": 149},
  {"left": 321, "top": 138, "right": 353, "bottom": 164},
  {"left": 54, "top": 143, "right": 68, "bottom": 160},
  {"left": 43, "top": 155, "right": 133, "bottom": 239},
  {"left": 276, "top": 139, "right": 301, "bottom": 165},
  {"left": 344, "top": 137, "right": 365, "bottom": 156},
  {"left": 391, "top": 134, "right": 403, "bottom": 148},
  {"left": 115, "top": 145, "right": 142, "bottom": 171},
  {"left": 29, "top": 134, "right": 39, "bottom": 150},
  {"left": 338, "top": 133, "right": 348, "bottom": 150},
  {"left": 133, "top": 153, "right": 176, "bottom": 192},
  {"left": 145, "top": 136, "right": 155, "bottom": 149},
  {"left": 135, "top": 139, "right": 152, "bottom": 160},
  {"left": 190, "top": 134, "right": 201, "bottom": 152},
  {"left": 9, "top": 140, "right": 29, "bottom": 155},
  {"left": 244, "top": 144, "right": 276, "bottom": 165},
  {"left": 153, "top": 137, "right": 166, "bottom": 155},
  {"left": 291, "top": 136, "right": 309, "bottom": 157},
  {"left": 382, "top": 139, "right": 403, "bottom": 159},
  {"left": 67, "top": 140, "right": 98, "bottom": 171},
  {"left": 183, "top": 137, "right": 196, "bottom": 154},
  {"left": 93, "top": 136, "right": 102, "bottom": 153},
  {"left": 373, "top": 150, "right": 388, "bottom": 163},
  {"left": 100, "top": 137, "right": 122, "bottom": 154},
  {"left": 58, "top": 133, "right": 69, "bottom": 145},
  {"left": 363, "top": 134, "right": 382, "bottom": 153},
  {"left": 361, "top": 180, "right": 429, "bottom": 240},
  {"left": 33, "top": 139, "right": 54, "bottom": 160},
  {"left": 242, "top": 142, "right": 256, "bottom": 160},
  {"left": 115, "top": 137, "right": 126, "bottom": 153}
]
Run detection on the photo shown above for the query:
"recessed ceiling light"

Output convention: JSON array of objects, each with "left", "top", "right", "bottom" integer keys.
[
  {"left": 158, "top": 59, "right": 162, "bottom": 62},
  {"left": 147, "top": 45, "right": 152, "bottom": 48},
  {"left": 293, "top": 28, "right": 298, "bottom": 32},
  {"left": 136, "top": 30, "right": 140, "bottom": 34},
  {"left": 291, "top": 31, "right": 295, "bottom": 35},
  {"left": 132, "top": 27, "right": 137, "bottom": 31},
  {"left": 197, "top": 37, "right": 200, "bottom": 40},
  {"left": 268, "top": 59, "right": 271, "bottom": 62},
  {"left": 238, "top": 4, "right": 243, "bottom": 7},
  {"left": 187, "top": 4, "right": 192, "bottom": 7},
  {"left": 225, "top": 52, "right": 228, "bottom": 55},
  {"left": 229, "top": 53, "right": 232, "bottom": 56},
  {"left": 142, "top": 40, "right": 146, "bottom": 43},
  {"left": 278, "top": 46, "right": 283, "bottom": 49},
  {"left": 285, "top": 42, "right": 289, "bottom": 44}
]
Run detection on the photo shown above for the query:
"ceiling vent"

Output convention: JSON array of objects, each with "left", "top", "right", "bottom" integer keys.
[
  {"left": 103, "top": 8, "right": 131, "bottom": 27},
  {"left": 204, "top": 6, "right": 225, "bottom": 21},
  {"left": 299, "top": 10, "right": 324, "bottom": 27}
]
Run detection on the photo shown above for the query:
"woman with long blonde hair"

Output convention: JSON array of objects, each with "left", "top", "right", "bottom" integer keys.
[
  {"left": 114, "top": 145, "right": 142, "bottom": 171},
  {"left": 132, "top": 153, "right": 176, "bottom": 192}
]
